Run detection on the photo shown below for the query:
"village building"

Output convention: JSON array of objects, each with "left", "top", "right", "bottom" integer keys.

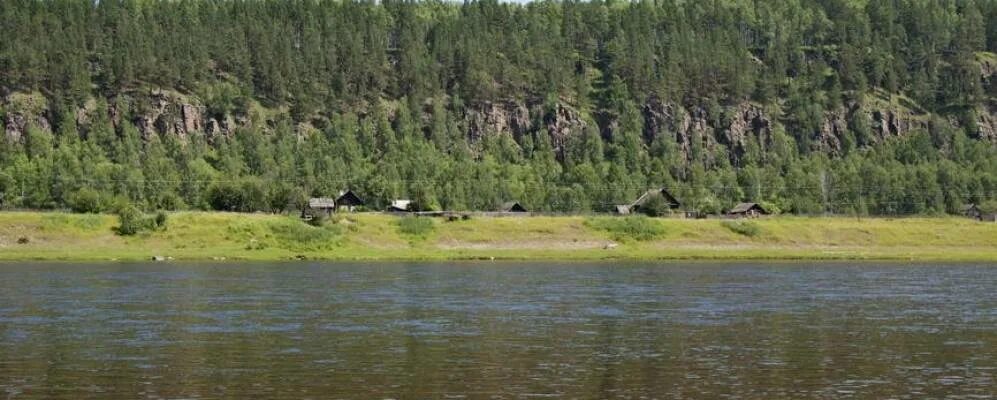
[
  {"left": 962, "top": 204, "right": 983, "bottom": 220},
  {"left": 615, "top": 188, "right": 681, "bottom": 215},
  {"left": 307, "top": 197, "right": 337, "bottom": 216},
  {"left": 727, "top": 202, "right": 769, "bottom": 218},
  {"left": 499, "top": 201, "right": 528, "bottom": 213},
  {"left": 388, "top": 199, "right": 413, "bottom": 212},
  {"left": 335, "top": 190, "right": 364, "bottom": 212}
]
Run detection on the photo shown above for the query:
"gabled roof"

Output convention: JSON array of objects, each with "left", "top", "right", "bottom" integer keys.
[
  {"left": 729, "top": 202, "right": 766, "bottom": 214},
  {"left": 308, "top": 197, "right": 336, "bottom": 209},
  {"left": 389, "top": 199, "right": 413, "bottom": 211},
  {"left": 631, "top": 188, "right": 681, "bottom": 209},
  {"left": 500, "top": 201, "right": 527, "bottom": 212},
  {"left": 336, "top": 190, "right": 364, "bottom": 206},
  {"left": 962, "top": 204, "right": 980, "bottom": 212}
]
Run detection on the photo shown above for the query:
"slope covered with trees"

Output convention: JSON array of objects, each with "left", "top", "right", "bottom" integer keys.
[{"left": 1, "top": 0, "right": 995, "bottom": 215}]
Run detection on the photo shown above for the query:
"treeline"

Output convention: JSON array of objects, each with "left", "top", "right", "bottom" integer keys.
[{"left": 0, "top": 0, "right": 996, "bottom": 215}]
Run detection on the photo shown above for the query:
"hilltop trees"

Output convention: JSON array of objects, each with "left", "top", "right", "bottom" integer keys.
[{"left": 0, "top": 0, "right": 995, "bottom": 215}]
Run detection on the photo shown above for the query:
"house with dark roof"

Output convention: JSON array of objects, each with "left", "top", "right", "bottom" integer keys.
[
  {"left": 727, "top": 202, "right": 769, "bottom": 218},
  {"left": 335, "top": 190, "right": 364, "bottom": 212},
  {"left": 499, "top": 201, "right": 528, "bottom": 213},
  {"left": 616, "top": 188, "right": 681, "bottom": 215},
  {"left": 962, "top": 204, "right": 983, "bottom": 220}
]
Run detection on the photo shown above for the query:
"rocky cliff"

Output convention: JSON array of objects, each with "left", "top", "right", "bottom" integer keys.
[{"left": 2, "top": 87, "right": 993, "bottom": 163}]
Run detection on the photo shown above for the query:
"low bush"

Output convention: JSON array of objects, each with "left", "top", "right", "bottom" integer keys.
[
  {"left": 154, "top": 211, "right": 168, "bottom": 229},
  {"left": 114, "top": 205, "right": 167, "bottom": 236},
  {"left": 721, "top": 220, "right": 761, "bottom": 237},
  {"left": 115, "top": 205, "right": 146, "bottom": 236},
  {"left": 585, "top": 216, "right": 665, "bottom": 242},
  {"left": 396, "top": 217, "right": 435, "bottom": 237},
  {"left": 67, "top": 188, "right": 107, "bottom": 213},
  {"left": 636, "top": 193, "right": 671, "bottom": 217}
]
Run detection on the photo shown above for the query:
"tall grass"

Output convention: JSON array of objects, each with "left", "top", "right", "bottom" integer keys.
[
  {"left": 721, "top": 220, "right": 761, "bottom": 237},
  {"left": 396, "top": 217, "right": 435, "bottom": 237},
  {"left": 584, "top": 216, "right": 665, "bottom": 242}
]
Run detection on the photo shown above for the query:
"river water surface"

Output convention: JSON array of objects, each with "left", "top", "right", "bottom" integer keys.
[{"left": 1, "top": 262, "right": 996, "bottom": 399}]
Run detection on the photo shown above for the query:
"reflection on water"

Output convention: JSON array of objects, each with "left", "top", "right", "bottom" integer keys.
[{"left": 1, "top": 262, "right": 995, "bottom": 399}]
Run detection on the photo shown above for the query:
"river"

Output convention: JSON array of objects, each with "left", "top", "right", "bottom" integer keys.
[{"left": 1, "top": 262, "right": 995, "bottom": 399}]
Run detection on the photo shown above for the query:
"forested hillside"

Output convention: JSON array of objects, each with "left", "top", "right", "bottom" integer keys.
[{"left": 1, "top": 0, "right": 996, "bottom": 215}]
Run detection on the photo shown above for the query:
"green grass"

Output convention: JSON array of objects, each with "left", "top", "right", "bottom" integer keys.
[
  {"left": 584, "top": 216, "right": 665, "bottom": 242},
  {"left": 396, "top": 216, "right": 435, "bottom": 237},
  {"left": 721, "top": 220, "right": 761, "bottom": 237},
  {"left": 0, "top": 211, "right": 995, "bottom": 262}
]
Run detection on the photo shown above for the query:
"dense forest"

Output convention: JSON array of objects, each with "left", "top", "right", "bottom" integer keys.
[{"left": 1, "top": 0, "right": 996, "bottom": 215}]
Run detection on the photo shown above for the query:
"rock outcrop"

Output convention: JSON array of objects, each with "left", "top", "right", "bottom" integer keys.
[
  {"left": 543, "top": 103, "right": 586, "bottom": 158},
  {"left": 130, "top": 90, "right": 206, "bottom": 140},
  {"left": 2, "top": 92, "right": 51, "bottom": 142},
  {"left": 465, "top": 100, "right": 531, "bottom": 143}
]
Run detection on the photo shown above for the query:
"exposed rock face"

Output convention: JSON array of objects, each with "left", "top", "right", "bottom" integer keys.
[
  {"left": 871, "top": 108, "right": 924, "bottom": 139},
  {"left": 817, "top": 108, "right": 847, "bottom": 153},
  {"left": 2, "top": 93, "right": 51, "bottom": 141},
  {"left": 4, "top": 111, "right": 51, "bottom": 142},
  {"left": 543, "top": 103, "right": 586, "bottom": 158},
  {"left": 464, "top": 100, "right": 588, "bottom": 159},
  {"left": 722, "top": 103, "right": 773, "bottom": 158},
  {"left": 133, "top": 90, "right": 206, "bottom": 140},
  {"left": 642, "top": 98, "right": 769, "bottom": 161},
  {"left": 465, "top": 100, "right": 531, "bottom": 143},
  {"left": 975, "top": 104, "right": 997, "bottom": 143}
]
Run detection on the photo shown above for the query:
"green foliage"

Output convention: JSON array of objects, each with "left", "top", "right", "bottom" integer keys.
[
  {"left": 67, "top": 188, "right": 107, "bottom": 214},
  {"left": 721, "top": 220, "right": 762, "bottom": 237},
  {"left": 980, "top": 200, "right": 997, "bottom": 214},
  {"left": 0, "top": 0, "right": 994, "bottom": 218},
  {"left": 307, "top": 212, "right": 328, "bottom": 227},
  {"left": 585, "top": 216, "right": 665, "bottom": 242},
  {"left": 154, "top": 211, "right": 168, "bottom": 229},
  {"left": 115, "top": 205, "right": 146, "bottom": 236},
  {"left": 636, "top": 194, "right": 671, "bottom": 217},
  {"left": 396, "top": 217, "right": 435, "bottom": 237}
]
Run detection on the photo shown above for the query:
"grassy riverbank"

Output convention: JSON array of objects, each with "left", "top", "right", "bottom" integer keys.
[{"left": 0, "top": 211, "right": 995, "bottom": 262}]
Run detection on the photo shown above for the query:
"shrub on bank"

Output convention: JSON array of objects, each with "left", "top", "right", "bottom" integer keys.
[
  {"left": 114, "top": 205, "right": 169, "bottom": 236},
  {"left": 585, "top": 216, "right": 665, "bottom": 242},
  {"left": 396, "top": 216, "right": 434, "bottom": 237},
  {"left": 721, "top": 220, "right": 761, "bottom": 237},
  {"left": 67, "top": 188, "right": 108, "bottom": 213}
]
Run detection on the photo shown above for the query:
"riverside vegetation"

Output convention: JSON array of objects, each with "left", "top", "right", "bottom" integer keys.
[
  {"left": 0, "top": 0, "right": 996, "bottom": 217},
  {"left": 0, "top": 211, "right": 994, "bottom": 261}
]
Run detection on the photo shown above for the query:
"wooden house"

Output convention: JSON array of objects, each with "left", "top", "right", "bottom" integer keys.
[
  {"left": 631, "top": 188, "right": 681, "bottom": 210},
  {"left": 335, "top": 190, "right": 364, "bottom": 212},
  {"left": 307, "top": 197, "right": 337, "bottom": 216},
  {"left": 388, "top": 199, "right": 413, "bottom": 212},
  {"left": 617, "top": 188, "right": 681, "bottom": 215},
  {"left": 727, "top": 202, "right": 769, "bottom": 218},
  {"left": 962, "top": 204, "right": 983, "bottom": 220},
  {"left": 499, "top": 201, "right": 528, "bottom": 212}
]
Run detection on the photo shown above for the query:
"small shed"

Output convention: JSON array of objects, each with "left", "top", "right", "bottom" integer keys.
[
  {"left": 982, "top": 213, "right": 997, "bottom": 223},
  {"left": 962, "top": 204, "right": 982, "bottom": 220},
  {"left": 308, "top": 197, "right": 337, "bottom": 215},
  {"left": 388, "top": 199, "right": 413, "bottom": 212},
  {"left": 499, "top": 201, "right": 528, "bottom": 213},
  {"left": 614, "top": 205, "right": 631, "bottom": 215},
  {"left": 727, "top": 202, "right": 769, "bottom": 218},
  {"left": 336, "top": 190, "right": 364, "bottom": 212},
  {"left": 631, "top": 188, "right": 681, "bottom": 210}
]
